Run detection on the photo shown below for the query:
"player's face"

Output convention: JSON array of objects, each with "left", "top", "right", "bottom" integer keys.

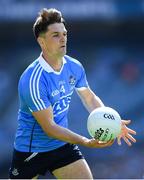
[{"left": 41, "top": 23, "right": 67, "bottom": 58}]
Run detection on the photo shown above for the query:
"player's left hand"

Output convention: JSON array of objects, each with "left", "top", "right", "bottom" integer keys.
[{"left": 117, "top": 120, "right": 136, "bottom": 146}]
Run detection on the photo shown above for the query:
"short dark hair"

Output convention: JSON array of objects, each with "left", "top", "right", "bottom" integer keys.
[{"left": 33, "top": 8, "right": 65, "bottom": 39}]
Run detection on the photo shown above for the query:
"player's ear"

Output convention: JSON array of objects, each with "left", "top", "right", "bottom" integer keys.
[{"left": 37, "top": 36, "right": 45, "bottom": 48}]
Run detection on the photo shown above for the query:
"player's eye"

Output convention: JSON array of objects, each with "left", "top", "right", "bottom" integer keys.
[
  {"left": 53, "top": 34, "right": 59, "bottom": 37},
  {"left": 63, "top": 33, "right": 67, "bottom": 36}
]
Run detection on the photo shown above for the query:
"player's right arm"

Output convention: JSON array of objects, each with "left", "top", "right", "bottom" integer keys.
[{"left": 32, "top": 107, "right": 114, "bottom": 148}]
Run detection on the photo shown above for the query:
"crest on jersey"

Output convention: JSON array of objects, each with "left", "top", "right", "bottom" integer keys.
[{"left": 69, "top": 75, "right": 76, "bottom": 85}]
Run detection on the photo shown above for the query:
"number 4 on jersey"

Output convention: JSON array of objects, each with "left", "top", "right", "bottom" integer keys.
[{"left": 60, "top": 85, "right": 65, "bottom": 93}]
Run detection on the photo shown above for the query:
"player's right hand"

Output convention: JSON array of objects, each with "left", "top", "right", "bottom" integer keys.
[{"left": 83, "top": 138, "right": 114, "bottom": 148}]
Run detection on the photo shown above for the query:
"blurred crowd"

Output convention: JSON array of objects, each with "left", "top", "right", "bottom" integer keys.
[{"left": 0, "top": 0, "right": 144, "bottom": 179}]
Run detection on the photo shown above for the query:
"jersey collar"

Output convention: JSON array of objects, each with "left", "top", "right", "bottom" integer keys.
[{"left": 38, "top": 53, "right": 67, "bottom": 74}]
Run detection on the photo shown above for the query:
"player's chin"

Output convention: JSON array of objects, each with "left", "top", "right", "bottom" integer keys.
[{"left": 59, "top": 49, "right": 67, "bottom": 56}]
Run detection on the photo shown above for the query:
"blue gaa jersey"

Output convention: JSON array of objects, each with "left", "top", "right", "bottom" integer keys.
[{"left": 14, "top": 53, "right": 89, "bottom": 152}]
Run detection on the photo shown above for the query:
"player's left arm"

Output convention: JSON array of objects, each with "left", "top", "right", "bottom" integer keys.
[
  {"left": 77, "top": 87, "right": 136, "bottom": 146},
  {"left": 76, "top": 87, "right": 104, "bottom": 113}
]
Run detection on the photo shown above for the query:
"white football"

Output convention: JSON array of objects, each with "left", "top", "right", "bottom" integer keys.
[{"left": 87, "top": 107, "right": 121, "bottom": 142}]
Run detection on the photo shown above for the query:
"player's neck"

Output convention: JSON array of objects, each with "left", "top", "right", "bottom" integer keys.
[{"left": 42, "top": 52, "right": 63, "bottom": 72}]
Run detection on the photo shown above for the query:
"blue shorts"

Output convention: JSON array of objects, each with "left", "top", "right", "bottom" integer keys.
[{"left": 9, "top": 143, "right": 84, "bottom": 179}]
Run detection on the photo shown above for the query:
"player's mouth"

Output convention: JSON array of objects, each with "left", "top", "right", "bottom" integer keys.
[{"left": 60, "top": 45, "right": 66, "bottom": 48}]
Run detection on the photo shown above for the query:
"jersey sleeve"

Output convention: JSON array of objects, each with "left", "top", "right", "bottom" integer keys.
[
  {"left": 20, "top": 74, "right": 51, "bottom": 112},
  {"left": 75, "top": 63, "right": 89, "bottom": 90}
]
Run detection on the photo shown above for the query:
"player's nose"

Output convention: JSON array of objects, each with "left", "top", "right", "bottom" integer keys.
[{"left": 60, "top": 35, "right": 66, "bottom": 43}]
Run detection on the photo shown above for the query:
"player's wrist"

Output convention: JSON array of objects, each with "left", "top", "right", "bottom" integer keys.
[{"left": 79, "top": 137, "right": 90, "bottom": 147}]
